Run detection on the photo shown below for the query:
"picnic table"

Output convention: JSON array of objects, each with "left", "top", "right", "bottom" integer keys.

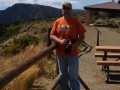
[{"left": 95, "top": 46, "right": 120, "bottom": 82}]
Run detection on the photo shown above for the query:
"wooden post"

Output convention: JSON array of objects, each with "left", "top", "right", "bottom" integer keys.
[
  {"left": 47, "top": 28, "right": 52, "bottom": 47},
  {"left": 86, "top": 10, "right": 93, "bottom": 25},
  {"left": 97, "top": 31, "right": 99, "bottom": 46},
  {"left": 95, "top": 28, "right": 102, "bottom": 46},
  {"left": 47, "top": 28, "right": 59, "bottom": 75}
]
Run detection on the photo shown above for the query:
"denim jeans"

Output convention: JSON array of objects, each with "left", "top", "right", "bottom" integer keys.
[{"left": 57, "top": 55, "right": 80, "bottom": 90}]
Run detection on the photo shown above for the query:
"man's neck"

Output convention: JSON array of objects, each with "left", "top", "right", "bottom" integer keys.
[{"left": 63, "top": 16, "right": 71, "bottom": 20}]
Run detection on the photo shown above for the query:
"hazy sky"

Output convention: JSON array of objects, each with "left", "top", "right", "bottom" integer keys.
[{"left": 0, "top": 0, "right": 118, "bottom": 10}]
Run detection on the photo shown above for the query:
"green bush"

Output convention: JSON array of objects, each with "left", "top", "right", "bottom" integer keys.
[
  {"left": 2, "top": 34, "right": 39, "bottom": 56},
  {"left": 107, "top": 18, "right": 120, "bottom": 28},
  {"left": 95, "top": 19, "right": 106, "bottom": 25},
  {"left": 0, "top": 26, "right": 20, "bottom": 44}
]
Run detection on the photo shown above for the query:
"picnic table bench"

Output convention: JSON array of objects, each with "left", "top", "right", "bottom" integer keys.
[{"left": 94, "top": 46, "right": 120, "bottom": 82}]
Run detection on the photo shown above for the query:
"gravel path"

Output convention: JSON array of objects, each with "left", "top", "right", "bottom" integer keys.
[{"left": 79, "top": 26, "right": 120, "bottom": 90}]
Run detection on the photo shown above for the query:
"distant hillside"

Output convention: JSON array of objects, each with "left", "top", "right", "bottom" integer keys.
[{"left": 0, "top": 3, "right": 84, "bottom": 23}]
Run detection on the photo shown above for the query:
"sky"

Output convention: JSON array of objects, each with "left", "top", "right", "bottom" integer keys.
[{"left": 0, "top": 0, "right": 118, "bottom": 10}]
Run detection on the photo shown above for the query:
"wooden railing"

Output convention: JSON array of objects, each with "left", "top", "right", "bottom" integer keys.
[
  {"left": 0, "top": 44, "right": 57, "bottom": 89},
  {"left": 0, "top": 28, "right": 90, "bottom": 90},
  {"left": 0, "top": 28, "right": 58, "bottom": 89}
]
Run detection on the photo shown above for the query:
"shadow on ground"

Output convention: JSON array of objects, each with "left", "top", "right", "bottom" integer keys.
[
  {"left": 78, "top": 75, "right": 90, "bottom": 90},
  {"left": 107, "top": 72, "right": 120, "bottom": 84},
  {"left": 78, "top": 41, "right": 92, "bottom": 90},
  {"left": 78, "top": 41, "right": 92, "bottom": 57}
]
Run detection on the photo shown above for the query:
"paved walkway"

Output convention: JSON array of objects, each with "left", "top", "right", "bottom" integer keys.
[{"left": 79, "top": 26, "right": 120, "bottom": 90}]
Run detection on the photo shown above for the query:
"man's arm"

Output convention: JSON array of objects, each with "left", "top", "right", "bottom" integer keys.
[
  {"left": 50, "top": 34, "right": 67, "bottom": 45},
  {"left": 71, "top": 33, "right": 85, "bottom": 50},
  {"left": 74, "top": 34, "right": 85, "bottom": 46}
]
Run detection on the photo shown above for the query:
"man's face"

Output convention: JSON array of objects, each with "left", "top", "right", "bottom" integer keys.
[{"left": 62, "top": 6, "right": 72, "bottom": 17}]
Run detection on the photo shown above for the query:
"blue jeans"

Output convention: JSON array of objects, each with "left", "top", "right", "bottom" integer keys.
[{"left": 57, "top": 55, "right": 80, "bottom": 90}]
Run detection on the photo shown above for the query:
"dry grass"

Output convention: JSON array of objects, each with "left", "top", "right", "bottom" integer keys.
[
  {"left": 2, "top": 65, "right": 39, "bottom": 90},
  {"left": 0, "top": 42, "right": 56, "bottom": 90}
]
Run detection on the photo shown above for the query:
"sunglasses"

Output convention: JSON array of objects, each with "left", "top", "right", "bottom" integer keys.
[{"left": 62, "top": 7, "right": 71, "bottom": 10}]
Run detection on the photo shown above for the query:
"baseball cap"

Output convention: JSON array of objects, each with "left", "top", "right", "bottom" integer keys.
[{"left": 62, "top": 2, "right": 72, "bottom": 8}]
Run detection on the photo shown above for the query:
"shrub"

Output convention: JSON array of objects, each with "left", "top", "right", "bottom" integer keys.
[
  {"left": 107, "top": 18, "right": 120, "bottom": 28},
  {"left": 2, "top": 34, "right": 39, "bottom": 56},
  {"left": 0, "top": 26, "right": 20, "bottom": 44},
  {"left": 95, "top": 19, "right": 106, "bottom": 25}
]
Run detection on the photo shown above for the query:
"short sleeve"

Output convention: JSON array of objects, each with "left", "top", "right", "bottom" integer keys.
[
  {"left": 50, "top": 20, "right": 58, "bottom": 35},
  {"left": 77, "top": 21, "right": 86, "bottom": 34}
]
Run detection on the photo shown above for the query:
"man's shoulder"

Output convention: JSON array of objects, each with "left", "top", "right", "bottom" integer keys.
[
  {"left": 56, "top": 17, "right": 63, "bottom": 21},
  {"left": 54, "top": 17, "right": 63, "bottom": 23}
]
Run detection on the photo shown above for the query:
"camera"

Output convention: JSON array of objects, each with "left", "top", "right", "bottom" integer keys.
[{"left": 64, "top": 40, "right": 73, "bottom": 54}]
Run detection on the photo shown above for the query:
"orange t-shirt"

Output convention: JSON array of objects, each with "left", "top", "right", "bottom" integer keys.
[{"left": 50, "top": 16, "right": 86, "bottom": 56}]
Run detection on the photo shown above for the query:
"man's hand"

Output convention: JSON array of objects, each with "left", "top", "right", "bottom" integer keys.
[
  {"left": 72, "top": 42, "right": 78, "bottom": 49},
  {"left": 59, "top": 39, "right": 67, "bottom": 45}
]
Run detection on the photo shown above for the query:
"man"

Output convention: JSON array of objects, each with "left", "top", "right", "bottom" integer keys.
[{"left": 50, "top": 2, "right": 86, "bottom": 90}]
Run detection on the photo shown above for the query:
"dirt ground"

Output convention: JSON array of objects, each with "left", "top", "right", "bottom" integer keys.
[{"left": 79, "top": 26, "right": 120, "bottom": 90}]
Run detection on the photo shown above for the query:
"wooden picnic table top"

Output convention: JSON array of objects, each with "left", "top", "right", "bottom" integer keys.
[{"left": 95, "top": 46, "right": 120, "bottom": 52}]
